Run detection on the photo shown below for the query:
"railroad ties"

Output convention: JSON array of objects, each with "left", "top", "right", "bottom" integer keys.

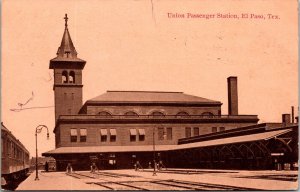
[{"left": 66, "top": 171, "right": 260, "bottom": 190}]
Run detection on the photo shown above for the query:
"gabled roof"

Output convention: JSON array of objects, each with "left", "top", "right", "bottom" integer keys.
[
  {"left": 87, "top": 91, "right": 221, "bottom": 104},
  {"left": 50, "top": 14, "right": 86, "bottom": 68}
]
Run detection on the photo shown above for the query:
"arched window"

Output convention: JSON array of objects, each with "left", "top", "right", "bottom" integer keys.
[
  {"left": 150, "top": 111, "right": 165, "bottom": 117},
  {"left": 176, "top": 111, "right": 190, "bottom": 118},
  {"left": 124, "top": 111, "right": 139, "bottom": 118},
  {"left": 62, "top": 71, "right": 68, "bottom": 83},
  {"left": 201, "top": 112, "right": 214, "bottom": 118},
  {"left": 69, "top": 71, "right": 75, "bottom": 84},
  {"left": 97, "top": 111, "right": 112, "bottom": 118}
]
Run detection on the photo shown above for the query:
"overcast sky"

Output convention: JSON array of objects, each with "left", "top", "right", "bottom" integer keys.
[{"left": 2, "top": 0, "right": 298, "bottom": 157}]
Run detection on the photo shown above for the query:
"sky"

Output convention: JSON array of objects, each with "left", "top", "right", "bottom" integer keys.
[{"left": 2, "top": 0, "right": 298, "bottom": 157}]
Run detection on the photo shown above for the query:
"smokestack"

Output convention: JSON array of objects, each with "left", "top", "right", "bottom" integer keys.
[
  {"left": 227, "top": 76, "right": 238, "bottom": 115},
  {"left": 282, "top": 114, "right": 291, "bottom": 126},
  {"left": 291, "top": 106, "right": 294, "bottom": 123}
]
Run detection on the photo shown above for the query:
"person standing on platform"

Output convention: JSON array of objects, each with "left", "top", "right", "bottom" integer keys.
[
  {"left": 66, "top": 163, "right": 73, "bottom": 173},
  {"left": 45, "top": 161, "right": 49, "bottom": 172},
  {"left": 90, "top": 162, "right": 98, "bottom": 173}
]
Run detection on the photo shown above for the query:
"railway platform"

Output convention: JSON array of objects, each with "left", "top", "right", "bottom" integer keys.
[{"left": 16, "top": 169, "right": 298, "bottom": 190}]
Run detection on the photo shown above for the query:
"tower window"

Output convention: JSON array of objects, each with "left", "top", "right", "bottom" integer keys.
[
  {"left": 69, "top": 71, "right": 75, "bottom": 83},
  {"left": 72, "top": 93, "right": 74, "bottom": 100},
  {"left": 62, "top": 71, "right": 68, "bottom": 83}
]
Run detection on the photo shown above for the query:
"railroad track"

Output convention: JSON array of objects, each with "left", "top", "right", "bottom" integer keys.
[{"left": 67, "top": 172, "right": 260, "bottom": 190}]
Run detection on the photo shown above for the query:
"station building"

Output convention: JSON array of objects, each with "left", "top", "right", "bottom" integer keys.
[{"left": 43, "top": 15, "right": 298, "bottom": 171}]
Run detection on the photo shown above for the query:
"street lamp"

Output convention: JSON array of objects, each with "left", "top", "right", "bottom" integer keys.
[
  {"left": 152, "top": 127, "right": 166, "bottom": 176},
  {"left": 153, "top": 128, "right": 157, "bottom": 176},
  {"left": 35, "top": 125, "right": 49, "bottom": 181}
]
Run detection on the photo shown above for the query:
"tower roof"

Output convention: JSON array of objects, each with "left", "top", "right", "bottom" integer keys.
[{"left": 50, "top": 14, "right": 86, "bottom": 68}]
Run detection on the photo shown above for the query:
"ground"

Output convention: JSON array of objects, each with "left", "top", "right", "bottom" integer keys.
[{"left": 17, "top": 169, "right": 298, "bottom": 190}]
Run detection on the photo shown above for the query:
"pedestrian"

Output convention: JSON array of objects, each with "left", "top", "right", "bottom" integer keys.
[
  {"left": 45, "top": 161, "right": 49, "bottom": 172},
  {"left": 148, "top": 161, "right": 152, "bottom": 169},
  {"left": 90, "top": 162, "right": 98, "bottom": 173},
  {"left": 134, "top": 163, "right": 137, "bottom": 171},
  {"left": 66, "top": 163, "right": 73, "bottom": 173}
]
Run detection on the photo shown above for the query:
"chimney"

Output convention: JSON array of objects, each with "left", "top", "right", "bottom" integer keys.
[
  {"left": 291, "top": 106, "right": 294, "bottom": 123},
  {"left": 227, "top": 76, "right": 238, "bottom": 115},
  {"left": 282, "top": 114, "right": 291, "bottom": 126}
]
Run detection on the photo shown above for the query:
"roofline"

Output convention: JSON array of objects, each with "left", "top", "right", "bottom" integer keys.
[
  {"left": 106, "top": 90, "right": 184, "bottom": 93},
  {"left": 85, "top": 100, "right": 222, "bottom": 105}
]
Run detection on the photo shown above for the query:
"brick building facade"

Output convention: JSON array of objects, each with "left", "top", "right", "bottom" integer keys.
[{"left": 43, "top": 15, "right": 297, "bottom": 171}]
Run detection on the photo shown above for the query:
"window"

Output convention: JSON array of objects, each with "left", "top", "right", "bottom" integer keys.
[
  {"left": 130, "top": 129, "right": 137, "bottom": 142},
  {"left": 100, "top": 129, "right": 108, "bottom": 142},
  {"left": 151, "top": 111, "right": 165, "bottom": 117},
  {"left": 167, "top": 127, "right": 172, "bottom": 140},
  {"left": 97, "top": 111, "right": 112, "bottom": 118},
  {"left": 69, "top": 71, "right": 75, "bottom": 83},
  {"left": 185, "top": 127, "right": 191, "bottom": 138},
  {"left": 124, "top": 111, "right": 139, "bottom": 118},
  {"left": 1, "top": 138, "right": 3, "bottom": 157},
  {"left": 193, "top": 127, "right": 199, "bottom": 136},
  {"left": 80, "top": 128, "right": 87, "bottom": 142},
  {"left": 176, "top": 111, "right": 190, "bottom": 118},
  {"left": 62, "top": 71, "right": 68, "bottom": 83},
  {"left": 212, "top": 127, "right": 217, "bottom": 133},
  {"left": 138, "top": 129, "right": 145, "bottom": 141},
  {"left": 219, "top": 127, "right": 225, "bottom": 132},
  {"left": 68, "top": 109, "right": 71, "bottom": 114},
  {"left": 64, "top": 93, "right": 67, "bottom": 100},
  {"left": 72, "top": 93, "right": 74, "bottom": 100},
  {"left": 201, "top": 112, "right": 214, "bottom": 118},
  {"left": 7, "top": 140, "right": 10, "bottom": 157},
  {"left": 158, "top": 128, "right": 164, "bottom": 140},
  {"left": 110, "top": 129, "right": 117, "bottom": 142},
  {"left": 70, "top": 129, "right": 77, "bottom": 142}
]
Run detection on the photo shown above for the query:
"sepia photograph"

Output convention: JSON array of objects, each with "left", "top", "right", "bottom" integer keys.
[{"left": 1, "top": 0, "right": 298, "bottom": 190}]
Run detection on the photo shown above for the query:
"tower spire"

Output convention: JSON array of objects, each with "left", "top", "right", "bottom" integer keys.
[{"left": 50, "top": 14, "right": 86, "bottom": 69}]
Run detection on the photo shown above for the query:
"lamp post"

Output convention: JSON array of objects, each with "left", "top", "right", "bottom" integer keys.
[
  {"left": 153, "top": 127, "right": 167, "bottom": 176},
  {"left": 35, "top": 125, "right": 49, "bottom": 181},
  {"left": 153, "top": 127, "right": 157, "bottom": 176}
]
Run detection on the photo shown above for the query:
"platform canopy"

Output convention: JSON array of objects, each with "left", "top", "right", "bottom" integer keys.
[{"left": 43, "top": 128, "right": 291, "bottom": 156}]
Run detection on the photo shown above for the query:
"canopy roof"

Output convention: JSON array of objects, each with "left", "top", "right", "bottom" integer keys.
[{"left": 43, "top": 128, "right": 291, "bottom": 155}]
